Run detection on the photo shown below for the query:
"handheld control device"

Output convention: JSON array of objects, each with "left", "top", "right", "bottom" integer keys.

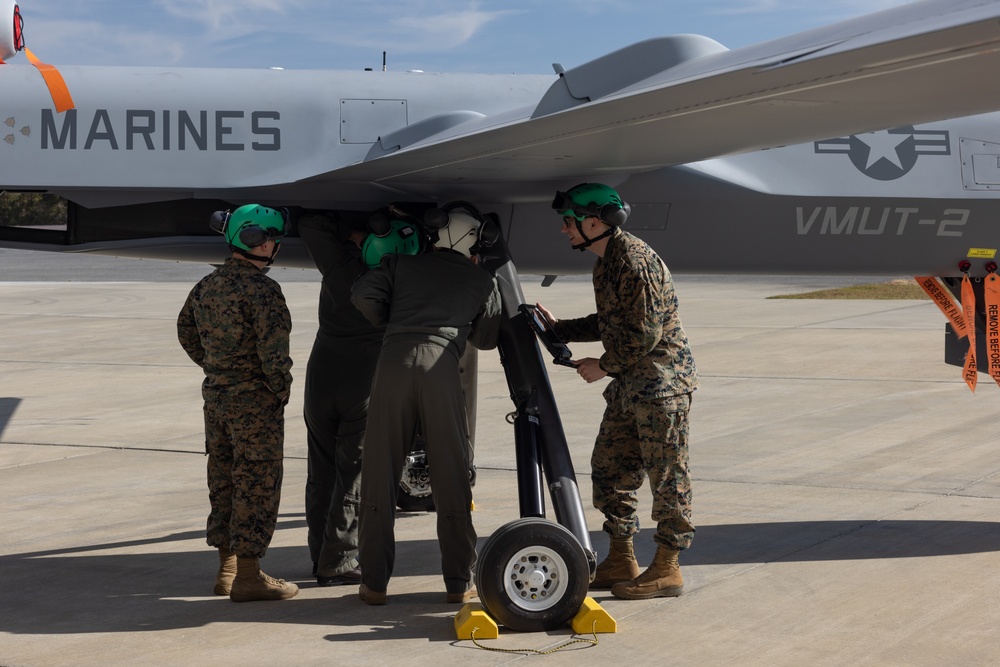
[{"left": 520, "top": 304, "right": 576, "bottom": 368}]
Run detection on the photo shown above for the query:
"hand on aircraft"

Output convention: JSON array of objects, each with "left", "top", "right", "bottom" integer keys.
[{"left": 573, "top": 357, "right": 606, "bottom": 383}]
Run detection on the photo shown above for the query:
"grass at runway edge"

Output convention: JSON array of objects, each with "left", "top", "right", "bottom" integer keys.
[{"left": 769, "top": 279, "right": 930, "bottom": 300}]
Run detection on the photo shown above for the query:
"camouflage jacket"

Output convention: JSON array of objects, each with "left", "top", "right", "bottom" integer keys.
[
  {"left": 552, "top": 228, "right": 698, "bottom": 405},
  {"left": 177, "top": 257, "right": 293, "bottom": 401}
]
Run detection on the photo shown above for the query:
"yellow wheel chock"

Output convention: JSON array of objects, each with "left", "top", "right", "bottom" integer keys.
[{"left": 454, "top": 597, "right": 616, "bottom": 640}]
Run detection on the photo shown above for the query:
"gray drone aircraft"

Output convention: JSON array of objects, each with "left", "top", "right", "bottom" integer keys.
[
  {"left": 3, "top": 0, "right": 1000, "bottom": 632},
  {"left": 2, "top": 0, "right": 1000, "bottom": 279}
]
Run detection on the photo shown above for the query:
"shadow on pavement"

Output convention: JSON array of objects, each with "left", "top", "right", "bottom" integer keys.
[
  {"left": 0, "top": 397, "right": 21, "bottom": 440},
  {"left": 4, "top": 518, "right": 998, "bottom": 638}
]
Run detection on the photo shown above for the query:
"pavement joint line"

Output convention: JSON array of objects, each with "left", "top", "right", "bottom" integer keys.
[
  {"left": 694, "top": 323, "right": 937, "bottom": 331},
  {"left": 7, "top": 442, "right": 996, "bottom": 501},
  {"left": 674, "top": 475, "right": 1000, "bottom": 499},
  {"left": 698, "top": 374, "right": 959, "bottom": 384},
  {"left": 0, "top": 442, "right": 204, "bottom": 456},
  {"left": 780, "top": 302, "right": 934, "bottom": 328},
  {"left": 877, "top": 469, "right": 1000, "bottom": 519},
  {"left": 0, "top": 359, "right": 191, "bottom": 368}
]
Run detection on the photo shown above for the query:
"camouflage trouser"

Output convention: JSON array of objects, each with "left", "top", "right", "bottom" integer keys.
[
  {"left": 203, "top": 387, "right": 285, "bottom": 558},
  {"left": 591, "top": 393, "right": 694, "bottom": 550}
]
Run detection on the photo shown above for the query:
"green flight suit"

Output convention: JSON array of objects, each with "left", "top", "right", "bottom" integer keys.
[
  {"left": 351, "top": 249, "right": 501, "bottom": 595},
  {"left": 299, "top": 213, "right": 383, "bottom": 577}
]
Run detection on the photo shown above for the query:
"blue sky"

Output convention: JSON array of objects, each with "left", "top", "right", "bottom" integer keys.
[{"left": 17, "top": 0, "right": 910, "bottom": 73}]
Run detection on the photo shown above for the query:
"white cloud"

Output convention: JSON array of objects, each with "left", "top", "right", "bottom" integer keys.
[
  {"left": 309, "top": 6, "right": 516, "bottom": 54},
  {"left": 705, "top": 0, "right": 909, "bottom": 16},
  {"left": 25, "top": 19, "right": 186, "bottom": 66},
  {"left": 155, "top": 0, "right": 305, "bottom": 31},
  {"left": 388, "top": 9, "right": 515, "bottom": 50}
]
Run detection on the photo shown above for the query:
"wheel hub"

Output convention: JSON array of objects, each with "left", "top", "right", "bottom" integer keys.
[{"left": 505, "top": 548, "right": 566, "bottom": 611}]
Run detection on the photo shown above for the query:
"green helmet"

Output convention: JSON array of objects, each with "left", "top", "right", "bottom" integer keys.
[
  {"left": 552, "top": 182, "right": 629, "bottom": 226},
  {"left": 225, "top": 204, "right": 288, "bottom": 252},
  {"left": 361, "top": 219, "right": 422, "bottom": 268}
]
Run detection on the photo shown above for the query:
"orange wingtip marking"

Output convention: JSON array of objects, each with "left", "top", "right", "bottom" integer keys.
[{"left": 23, "top": 47, "right": 75, "bottom": 112}]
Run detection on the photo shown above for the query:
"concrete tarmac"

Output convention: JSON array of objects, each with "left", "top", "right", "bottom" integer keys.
[{"left": 1, "top": 253, "right": 999, "bottom": 666}]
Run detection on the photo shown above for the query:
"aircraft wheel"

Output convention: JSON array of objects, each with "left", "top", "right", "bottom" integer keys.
[
  {"left": 397, "top": 449, "right": 435, "bottom": 512},
  {"left": 476, "top": 518, "right": 589, "bottom": 632},
  {"left": 396, "top": 489, "right": 435, "bottom": 512},
  {"left": 396, "top": 446, "right": 477, "bottom": 513}
]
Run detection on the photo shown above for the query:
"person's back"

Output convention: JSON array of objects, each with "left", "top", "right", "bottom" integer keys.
[
  {"left": 182, "top": 258, "right": 292, "bottom": 398},
  {"left": 351, "top": 211, "right": 501, "bottom": 606},
  {"left": 176, "top": 203, "right": 298, "bottom": 603},
  {"left": 360, "top": 249, "right": 499, "bottom": 357},
  {"left": 296, "top": 213, "right": 381, "bottom": 586}
]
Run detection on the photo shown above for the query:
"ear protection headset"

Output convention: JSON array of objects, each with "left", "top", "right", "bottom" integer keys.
[
  {"left": 423, "top": 201, "right": 500, "bottom": 257},
  {"left": 361, "top": 213, "right": 423, "bottom": 268}
]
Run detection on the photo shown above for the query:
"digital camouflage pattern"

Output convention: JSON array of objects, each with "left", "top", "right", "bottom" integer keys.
[
  {"left": 552, "top": 228, "right": 697, "bottom": 550},
  {"left": 177, "top": 257, "right": 292, "bottom": 402},
  {"left": 551, "top": 228, "right": 698, "bottom": 406},
  {"left": 592, "top": 394, "right": 694, "bottom": 550},
  {"left": 177, "top": 256, "right": 293, "bottom": 558},
  {"left": 203, "top": 389, "right": 285, "bottom": 557}
]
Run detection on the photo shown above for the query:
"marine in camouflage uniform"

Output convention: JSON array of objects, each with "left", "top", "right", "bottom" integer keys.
[
  {"left": 177, "top": 203, "right": 297, "bottom": 602},
  {"left": 543, "top": 183, "right": 697, "bottom": 600}
]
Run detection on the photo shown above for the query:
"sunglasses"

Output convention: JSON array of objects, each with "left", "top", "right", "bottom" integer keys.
[
  {"left": 237, "top": 224, "right": 285, "bottom": 248},
  {"left": 551, "top": 191, "right": 596, "bottom": 222}
]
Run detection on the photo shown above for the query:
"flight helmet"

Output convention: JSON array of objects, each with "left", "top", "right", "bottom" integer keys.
[
  {"left": 552, "top": 182, "right": 630, "bottom": 251},
  {"left": 224, "top": 204, "right": 288, "bottom": 252},
  {"left": 552, "top": 182, "right": 630, "bottom": 226},
  {"left": 209, "top": 204, "right": 288, "bottom": 265},
  {"left": 361, "top": 218, "right": 422, "bottom": 268},
  {"left": 433, "top": 210, "right": 481, "bottom": 257}
]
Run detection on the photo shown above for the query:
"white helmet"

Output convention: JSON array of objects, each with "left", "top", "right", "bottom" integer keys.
[{"left": 434, "top": 210, "right": 480, "bottom": 257}]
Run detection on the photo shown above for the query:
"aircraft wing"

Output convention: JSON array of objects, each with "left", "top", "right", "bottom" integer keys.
[{"left": 325, "top": 0, "right": 1000, "bottom": 200}]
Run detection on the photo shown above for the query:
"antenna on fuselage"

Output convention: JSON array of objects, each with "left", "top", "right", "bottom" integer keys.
[{"left": 383, "top": 51, "right": 386, "bottom": 72}]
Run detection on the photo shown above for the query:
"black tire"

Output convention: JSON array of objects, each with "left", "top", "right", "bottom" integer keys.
[
  {"left": 396, "top": 487, "right": 435, "bottom": 512},
  {"left": 476, "top": 518, "right": 590, "bottom": 632}
]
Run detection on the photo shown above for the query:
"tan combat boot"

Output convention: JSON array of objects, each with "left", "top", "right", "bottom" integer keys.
[
  {"left": 229, "top": 557, "right": 299, "bottom": 602},
  {"left": 590, "top": 536, "right": 641, "bottom": 589},
  {"left": 213, "top": 548, "right": 237, "bottom": 595},
  {"left": 611, "top": 546, "right": 683, "bottom": 600}
]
